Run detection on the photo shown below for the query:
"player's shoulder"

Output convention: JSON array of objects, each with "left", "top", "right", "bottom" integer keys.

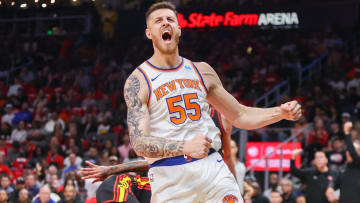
[
  {"left": 192, "top": 61, "right": 217, "bottom": 74},
  {"left": 125, "top": 65, "right": 147, "bottom": 85}
]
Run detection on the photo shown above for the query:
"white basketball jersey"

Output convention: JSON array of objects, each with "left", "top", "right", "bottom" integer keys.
[{"left": 136, "top": 57, "right": 222, "bottom": 163}]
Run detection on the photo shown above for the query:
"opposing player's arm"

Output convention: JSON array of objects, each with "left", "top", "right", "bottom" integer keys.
[
  {"left": 196, "top": 62, "right": 302, "bottom": 130},
  {"left": 124, "top": 70, "right": 211, "bottom": 158},
  {"left": 219, "top": 114, "right": 237, "bottom": 179},
  {"left": 80, "top": 160, "right": 150, "bottom": 183}
]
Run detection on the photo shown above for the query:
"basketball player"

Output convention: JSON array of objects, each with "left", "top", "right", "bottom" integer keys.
[
  {"left": 123, "top": 2, "right": 302, "bottom": 202},
  {"left": 80, "top": 107, "right": 237, "bottom": 203}
]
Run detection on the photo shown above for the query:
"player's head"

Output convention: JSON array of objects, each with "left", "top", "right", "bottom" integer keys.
[
  {"left": 145, "top": 1, "right": 181, "bottom": 55},
  {"left": 314, "top": 151, "right": 328, "bottom": 170}
]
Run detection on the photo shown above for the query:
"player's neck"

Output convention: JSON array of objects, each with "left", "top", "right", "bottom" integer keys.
[{"left": 149, "top": 50, "right": 181, "bottom": 69}]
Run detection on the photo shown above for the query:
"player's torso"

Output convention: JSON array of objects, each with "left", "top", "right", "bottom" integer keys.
[{"left": 137, "top": 57, "right": 221, "bottom": 160}]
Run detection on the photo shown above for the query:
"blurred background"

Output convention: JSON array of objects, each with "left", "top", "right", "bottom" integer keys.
[{"left": 0, "top": 0, "right": 360, "bottom": 202}]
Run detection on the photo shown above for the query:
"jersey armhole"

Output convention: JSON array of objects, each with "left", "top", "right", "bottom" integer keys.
[
  {"left": 136, "top": 66, "right": 152, "bottom": 106},
  {"left": 190, "top": 61, "right": 209, "bottom": 93}
]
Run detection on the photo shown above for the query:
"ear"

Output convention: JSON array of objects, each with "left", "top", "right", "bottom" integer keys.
[{"left": 145, "top": 28, "right": 152, "bottom": 40}]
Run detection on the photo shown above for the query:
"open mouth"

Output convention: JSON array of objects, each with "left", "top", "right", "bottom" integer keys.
[{"left": 162, "top": 31, "right": 172, "bottom": 42}]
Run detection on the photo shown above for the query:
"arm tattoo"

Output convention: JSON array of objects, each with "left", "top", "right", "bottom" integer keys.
[
  {"left": 124, "top": 75, "right": 185, "bottom": 158},
  {"left": 107, "top": 161, "right": 150, "bottom": 176}
]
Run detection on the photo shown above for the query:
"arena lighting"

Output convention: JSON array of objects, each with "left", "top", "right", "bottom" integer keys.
[
  {"left": 0, "top": 1, "right": 2, "bottom": 5},
  {"left": 35, "top": 0, "right": 38, "bottom": 3},
  {"left": 41, "top": 3, "right": 46, "bottom": 7},
  {"left": 20, "top": 3, "right": 27, "bottom": 8},
  {"left": 177, "top": 11, "right": 299, "bottom": 28},
  {"left": 51, "top": 0, "right": 55, "bottom": 4},
  {"left": 11, "top": 1, "right": 15, "bottom": 6},
  {"left": 72, "top": 0, "right": 77, "bottom": 2}
]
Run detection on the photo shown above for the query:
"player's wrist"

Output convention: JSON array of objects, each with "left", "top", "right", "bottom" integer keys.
[{"left": 276, "top": 106, "right": 286, "bottom": 119}]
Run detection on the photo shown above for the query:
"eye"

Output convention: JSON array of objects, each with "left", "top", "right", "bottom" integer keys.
[{"left": 168, "top": 18, "right": 174, "bottom": 22}]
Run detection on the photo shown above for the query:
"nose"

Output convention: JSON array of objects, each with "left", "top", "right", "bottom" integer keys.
[{"left": 162, "top": 19, "right": 170, "bottom": 27}]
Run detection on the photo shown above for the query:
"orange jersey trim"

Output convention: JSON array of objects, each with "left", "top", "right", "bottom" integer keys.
[{"left": 145, "top": 57, "right": 184, "bottom": 72}]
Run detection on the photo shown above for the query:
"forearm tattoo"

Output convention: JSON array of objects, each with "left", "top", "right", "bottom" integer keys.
[
  {"left": 124, "top": 75, "right": 185, "bottom": 158},
  {"left": 107, "top": 161, "right": 150, "bottom": 176}
]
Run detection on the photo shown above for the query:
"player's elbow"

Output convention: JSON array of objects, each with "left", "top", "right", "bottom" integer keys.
[{"left": 232, "top": 109, "right": 258, "bottom": 130}]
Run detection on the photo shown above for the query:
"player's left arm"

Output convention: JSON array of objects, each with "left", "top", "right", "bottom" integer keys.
[
  {"left": 219, "top": 114, "right": 237, "bottom": 179},
  {"left": 195, "top": 62, "right": 302, "bottom": 129}
]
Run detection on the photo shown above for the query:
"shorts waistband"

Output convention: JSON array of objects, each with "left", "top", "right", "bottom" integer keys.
[{"left": 150, "top": 148, "right": 216, "bottom": 168}]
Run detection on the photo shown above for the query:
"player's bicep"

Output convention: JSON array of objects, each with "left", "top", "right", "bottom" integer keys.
[
  {"left": 195, "top": 62, "right": 245, "bottom": 125},
  {"left": 124, "top": 73, "right": 150, "bottom": 152}
]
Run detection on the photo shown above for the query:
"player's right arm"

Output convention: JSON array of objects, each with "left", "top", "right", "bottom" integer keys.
[{"left": 124, "top": 70, "right": 212, "bottom": 159}]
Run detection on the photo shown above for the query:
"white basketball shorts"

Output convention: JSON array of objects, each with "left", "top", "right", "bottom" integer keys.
[{"left": 148, "top": 149, "right": 243, "bottom": 203}]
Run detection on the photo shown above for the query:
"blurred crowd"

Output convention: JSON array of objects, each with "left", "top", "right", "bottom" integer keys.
[{"left": 0, "top": 0, "right": 359, "bottom": 202}]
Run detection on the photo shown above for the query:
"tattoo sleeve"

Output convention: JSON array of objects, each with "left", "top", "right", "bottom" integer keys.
[
  {"left": 124, "top": 74, "right": 185, "bottom": 158},
  {"left": 107, "top": 160, "right": 150, "bottom": 176}
]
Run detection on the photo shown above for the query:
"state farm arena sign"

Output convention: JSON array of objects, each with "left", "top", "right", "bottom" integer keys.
[
  {"left": 246, "top": 142, "right": 302, "bottom": 171},
  {"left": 177, "top": 12, "right": 299, "bottom": 29}
]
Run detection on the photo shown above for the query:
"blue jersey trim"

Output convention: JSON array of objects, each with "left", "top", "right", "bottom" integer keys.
[{"left": 150, "top": 148, "right": 216, "bottom": 168}]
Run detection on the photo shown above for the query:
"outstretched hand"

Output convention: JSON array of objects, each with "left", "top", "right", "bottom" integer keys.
[
  {"left": 79, "top": 161, "right": 110, "bottom": 184},
  {"left": 280, "top": 101, "right": 302, "bottom": 121}
]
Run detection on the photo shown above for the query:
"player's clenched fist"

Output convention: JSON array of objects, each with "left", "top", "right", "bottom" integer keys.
[
  {"left": 183, "top": 134, "right": 212, "bottom": 159},
  {"left": 280, "top": 100, "right": 302, "bottom": 121}
]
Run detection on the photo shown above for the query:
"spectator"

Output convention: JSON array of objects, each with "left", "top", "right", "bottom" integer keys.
[
  {"left": 19, "top": 67, "right": 35, "bottom": 84},
  {"left": 83, "top": 147, "right": 99, "bottom": 165},
  {"left": 46, "top": 143, "right": 64, "bottom": 170},
  {"left": 17, "top": 188, "right": 31, "bottom": 203},
  {"left": 33, "top": 185, "right": 55, "bottom": 203},
  {"left": 0, "top": 174, "right": 13, "bottom": 195},
  {"left": 230, "top": 139, "right": 246, "bottom": 194},
  {"left": 326, "top": 136, "right": 346, "bottom": 170},
  {"left": 49, "top": 174, "right": 61, "bottom": 194},
  {"left": 280, "top": 178, "right": 296, "bottom": 203},
  {"left": 59, "top": 185, "right": 82, "bottom": 203},
  {"left": 44, "top": 112, "right": 65, "bottom": 134},
  {"left": 24, "top": 173, "right": 39, "bottom": 197},
  {"left": 295, "top": 195, "right": 306, "bottom": 203},
  {"left": 10, "top": 120, "right": 27, "bottom": 143},
  {"left": 63, "top": 153, "right": 80, "bottom": 175},
  {"left": 263, "top": 173, "right": 281, "bottom": 199},
  {"left": 117, "top": 133, "right": 132, "bottom": 159},
  {"left": 0, "top": 154, "right": 12, "bottom": 179},
  {"left": 269, "top": 190, "right": 282, "bottom": 203},
  {"left": 7, "top": 78, "right": 22, "bottom": 97},
  {"left": 307, "top": 118, "right": 329, "bottom": 148},
  {"left": 250, "top": 181, "right": 269, "bottom": 203},
  {"left": 0, "top": 123, "right": 12, "bottom": 142},
  {"left": 9, "top": 177, "right": 25, "bottom": 202},
  {"left": 1, "top": 104, "right": 14, "bottom": 126},
  {"left": 12, "top": 102, "right": 32, "bottom": 125},
  {"left": 326, "top": 121, "right": 360, "bottom": 203},
  {"left": 0, "top": 135, "right": 10, "bottom": 159},
  {"left": 291, "top": 150, "right": 338, "bottom": 203},
  {"left": 0, "top": 189, "right": 8, "bottom": 203}
]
